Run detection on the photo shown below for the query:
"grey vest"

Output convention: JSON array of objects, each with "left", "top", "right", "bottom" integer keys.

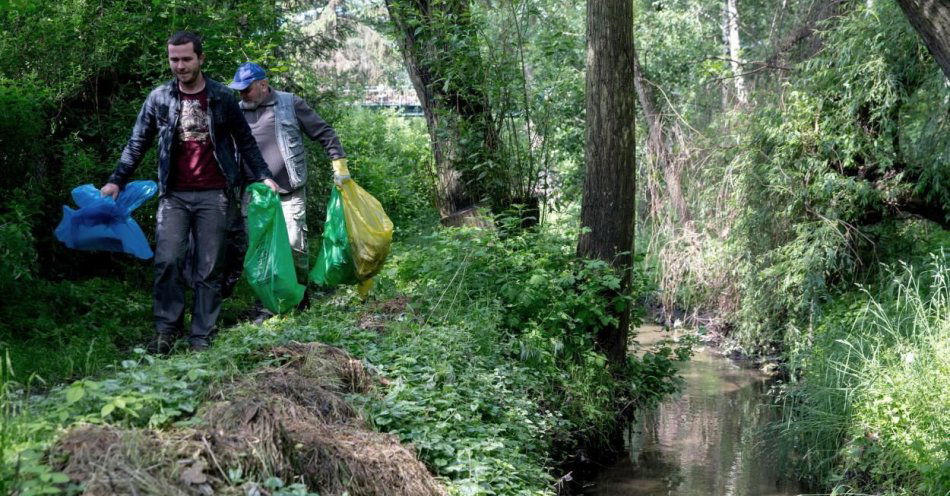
[{"left": 274, "top": 91, "right": 308, "bottom": 189}]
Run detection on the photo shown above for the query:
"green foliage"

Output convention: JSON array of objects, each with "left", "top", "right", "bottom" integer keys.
[
  {"left": 646, "top": 1, "right": 950, "bottom": 352},
  {"left": 0, "top": 196, "right": 37, "bottom": 295},
  {"left": 637, "top": 1, "right": 948, "bottom": 492},
  {"left": 0, "top": 1, "right": 423, "bottom": 385},
  {"left": 782, "top": 254, "right": 950, "bottom": 495},
  {"left": 0, "top": 78, "right": 48, "bottom": 193},
  {"left": 331, "top": 108, "right": 436, "bottom": 229},
  {"left": 2, "top": 225, "right": 672, "bottom": 496},
  {"left": 0, "top": 273, "right": 152, "bottom": 384},
  {"left": 724, "top": 3, "right": 948, "bottom": 352},
  {"left": 476, "top": 0, "right": 586, "bottom": 212},
  {"left": 348, "top": 224, "right": 668, "bottom": 494},
  {"left": 0, "top": 2, "right": 663, "bottom": 494}
]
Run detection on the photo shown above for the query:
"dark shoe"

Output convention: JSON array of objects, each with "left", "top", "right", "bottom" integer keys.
[
  {"left": 146, "top": 333, "right": 177, "bottom": 355},
  {"left": 296, "top": 289, "right": 311, "bottom": 311},
  {"left": 252, "top": 306, "right": 275, "bottom": 325},
  {"left": 189, "top": 338, "right": 211, "bottom": 352}
]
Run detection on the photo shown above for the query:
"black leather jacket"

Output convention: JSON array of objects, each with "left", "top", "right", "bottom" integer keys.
[{"left": 108, "top": 77, "right": 271, "bottom": 195}]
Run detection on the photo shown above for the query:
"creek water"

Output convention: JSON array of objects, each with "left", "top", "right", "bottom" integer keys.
[{"left": 583, "top": 325, "right": 804, "bottom": 496}]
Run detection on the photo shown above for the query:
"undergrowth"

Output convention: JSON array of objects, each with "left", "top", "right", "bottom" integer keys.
[
  {"left": 781, "top": 252, "right": 950, "bottom": 496},
  {"left": 1, "top": 223, "right": 682, "bottom": 495}
]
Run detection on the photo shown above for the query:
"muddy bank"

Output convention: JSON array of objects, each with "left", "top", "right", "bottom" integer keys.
[{"left": 48, "top": 342, "right": 445, "bottom": 496}]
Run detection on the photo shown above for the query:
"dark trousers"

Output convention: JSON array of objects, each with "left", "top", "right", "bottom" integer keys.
[
  {"left": 220, "top": 190, "right": 247, "bottom": 299},
  {"left": 154, "top": 190, "right": 230, "bottom": 342}
]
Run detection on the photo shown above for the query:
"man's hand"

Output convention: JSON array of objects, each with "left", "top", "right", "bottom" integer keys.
[
  {"left": 100, "top": 182, "right": 121, "bottom": 200},
  {"left": 263, "top": 178, "right": 279, "bottom": 193},
  {"left": 332, "top": 158, "right": 351, "bottom": 186}
]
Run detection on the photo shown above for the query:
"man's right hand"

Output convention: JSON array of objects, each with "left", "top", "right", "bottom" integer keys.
[{"left": 100, "top": 182, "right": 121, "bottom": 200}]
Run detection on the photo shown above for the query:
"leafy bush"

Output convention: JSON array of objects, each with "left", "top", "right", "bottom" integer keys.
[
  {"left": 301, "top": 107, "right": 436, "bottom": 240},
  {"left": 333, "top": 108, "right": 436, "bottom": 229},
  {"left": 0, "top": 78, "right": 48, "bottom": 194},
  {"left": 0, "top": 274, "right": 153, "bottom": 384},
  {"left": 0, "top": 198, "right": 37, "bottom": 296},
  {"left": 2, "top": 224, "right": 677, "bottom": 496}
]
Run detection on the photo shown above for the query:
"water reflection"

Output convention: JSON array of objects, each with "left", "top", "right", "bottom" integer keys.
[{"left": 585, "top": 326, "right": 803, "bottom": 496}]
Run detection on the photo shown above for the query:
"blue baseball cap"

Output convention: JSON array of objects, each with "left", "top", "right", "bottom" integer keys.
[{"left": 228, "top": 62, "right": 266, "bottom": 90}]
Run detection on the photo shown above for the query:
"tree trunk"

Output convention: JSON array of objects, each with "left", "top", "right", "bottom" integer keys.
[
  {"left": 632, "top": 51, "right": 690, "bottom": 224},
  {"left": 724, "top": 0, "right": 748, "bottom": 105},
  {"left": 578, "top": 0, "right": 636, "bottom": 366},
  {"left": 895, "top": 0, "right": 950, "bottom": 81},
  {"left": 384, "top": 0, "right": 501, "bottom": 219}
]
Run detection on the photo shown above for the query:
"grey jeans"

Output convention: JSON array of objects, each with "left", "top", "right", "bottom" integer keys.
[
  {"left": 154, "top": 189, "right": 230, "bottom": 342},
  {"left": 276, "top": 188, "right": 309, "bottom": 285}
]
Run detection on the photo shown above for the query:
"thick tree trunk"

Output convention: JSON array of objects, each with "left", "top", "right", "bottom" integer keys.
[
  {"left": 578, "top": 0, "right": 636, "bottom": 366},
  {"left": 895, "top": 0, "right": 950, "bottom": 81},
  {"left": 384, "top": 0, "right": 500, "bottom": 219}
]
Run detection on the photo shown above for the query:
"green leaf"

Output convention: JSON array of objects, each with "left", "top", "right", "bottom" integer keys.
[
  {"left": 101, "top": 403, "right": 115, "bottom": 417},
  {"left": 49, "top": 473, "right": 71, "bottom": 484},
  {"left": 65, "top": 385, "right": 85, "bottom": 404}
]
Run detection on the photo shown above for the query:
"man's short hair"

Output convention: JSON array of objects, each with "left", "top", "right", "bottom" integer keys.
[{"left": 167, "top": 31, "right": 203, "bottom": 56}]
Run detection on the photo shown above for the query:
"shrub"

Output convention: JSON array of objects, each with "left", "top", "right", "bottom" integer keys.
[{"left": 305, "top": 107, "right": 436, "bottom": 236}]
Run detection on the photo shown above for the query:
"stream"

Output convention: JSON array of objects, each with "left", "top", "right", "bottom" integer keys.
[{"left": 583, "top": 325, "right": 805, "bottom": 496}]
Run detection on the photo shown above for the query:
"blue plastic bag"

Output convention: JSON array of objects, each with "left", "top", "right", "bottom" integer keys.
[{"left": 55, "top": 180, "right": 157, "bottom": 259}]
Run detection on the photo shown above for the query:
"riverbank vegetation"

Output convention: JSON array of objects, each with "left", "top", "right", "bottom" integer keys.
[
  {"left": 1, "top": 0, "right": 948, "bottom": 494},
  {"left": 0, "top": 1, "right": 669, "bottom": 493},
  {"left": 1, "top": 218, "right": 684, "bottom": 494},
  {"left": 635, "top": 0, "right": 949, "bottom": 493}
]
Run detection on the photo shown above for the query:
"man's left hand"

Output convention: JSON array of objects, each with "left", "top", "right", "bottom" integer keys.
[
  {"left": 263, "top": 178, "right": 279, "bottom": 193},
  {"left": 332, "top": 158, "right": 351, "bottom": 186}
]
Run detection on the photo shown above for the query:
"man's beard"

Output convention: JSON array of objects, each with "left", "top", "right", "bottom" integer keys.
[
  {"left": 241, "top": 93, "right": 266, "bottom": 110},
  {"left": 177, "top": 70, "right": 198, "bottom": 85}
]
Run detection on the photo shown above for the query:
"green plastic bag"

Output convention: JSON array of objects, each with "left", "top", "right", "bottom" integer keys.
[
  {"left": 244, "top": 183, "right": 305, "bottom": 313},
  {"left": 310, "top": 186, "right": 358, "bottom": 287}
]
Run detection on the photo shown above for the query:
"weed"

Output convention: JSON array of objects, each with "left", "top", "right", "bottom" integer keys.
[
  {"left": 781, "top": 254, "right": 950, "bottom": 495},
  {"left": 1, "top": 224, "right": 676, "bottom": 495}
]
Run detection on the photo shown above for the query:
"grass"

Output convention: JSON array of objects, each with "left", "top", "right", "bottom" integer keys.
[
  {"left": 0, "top": 266, "right": 263, "bottom": 388},
  {"left": 0, "top": 223, "right": 681, "bottom": 495},
  {"left": 781, "top": 252, "right": 950, "bottom": 495}
]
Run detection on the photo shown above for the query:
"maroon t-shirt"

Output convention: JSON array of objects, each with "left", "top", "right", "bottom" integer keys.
[{"left": 171, "top": 88, "right": 227, "bottom": 190}]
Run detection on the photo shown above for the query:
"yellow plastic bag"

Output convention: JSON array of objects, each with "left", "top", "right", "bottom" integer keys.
[{"left": 337, "top": 180, "right": 394, "bottom": 283}]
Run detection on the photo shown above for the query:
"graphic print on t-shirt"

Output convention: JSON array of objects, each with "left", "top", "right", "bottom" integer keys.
[
  {"left": 172, "top": 90, "right": 226, "bottom": 190},
  {"left": 179, "top": 99, "right": 209, "bottom": 143}
]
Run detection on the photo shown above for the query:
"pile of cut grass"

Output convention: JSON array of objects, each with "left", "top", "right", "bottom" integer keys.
[{"left": 48, "top": 342, "right": 445, "bottom": 496}]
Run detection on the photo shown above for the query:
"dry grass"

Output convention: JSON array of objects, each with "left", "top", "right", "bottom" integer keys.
[
  {"left": 47, "top": 342, "right": 445, "bottom": 496},
  {"left": 285, "top": 420, "right": 446, "bottom": 496},
  {"left": 49, "top": 425, "right": 215, "bottom": 496}
]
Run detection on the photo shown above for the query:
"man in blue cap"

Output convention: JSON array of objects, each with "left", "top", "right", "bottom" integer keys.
[
  {"left": 224, "top": 62, "right": 349, "bottom": 318},
  {"left": 101, "top": 32, "right": 278, "bottom": 354}
]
